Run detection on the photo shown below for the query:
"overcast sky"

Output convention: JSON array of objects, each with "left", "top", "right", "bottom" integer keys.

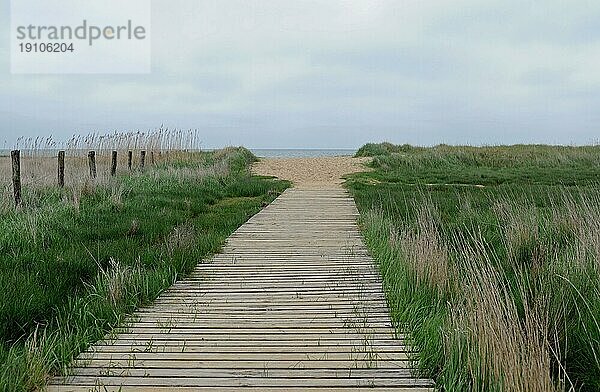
[{"left": 1, "top": 0, "right": 599, "bottom": 149}]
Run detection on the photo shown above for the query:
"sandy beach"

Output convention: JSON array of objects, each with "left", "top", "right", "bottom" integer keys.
[{"left": 252, "top": 156, "right": 370, "bottom": 188}]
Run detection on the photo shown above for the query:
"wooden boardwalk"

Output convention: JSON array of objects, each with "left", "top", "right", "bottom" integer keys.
[{"left": 48, "top": 187, "right": 434, "bottom": 391}]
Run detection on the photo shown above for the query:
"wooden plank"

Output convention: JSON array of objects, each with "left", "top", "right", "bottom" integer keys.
[
  {"left": 77, "top": 352, "right": 410, "bottom": 361},
  {"left": 87, "top": 345, "right": 410, "bottom": 353},
  {"left": 122, "top": 321, "right": 394, "bottom": 329},
  {"left": 98, "top": 328, "right": 394, "bottom": 341},
  {"left": 135, "top": 307, "right": 392, "bottom": 313},
  {"left": 67, "top": 368, "right": 421, "bottom": 378},
  {"left": 94, "top": 339, "right": 405, "bottom": 347},
  {"left": 49, "top": 376, "right": 433, "bottom": 387},
  {"left": 48, "top": 386, "right": 434, "bottom": 392},
  {"left": 166, "top": 284, "right": 385, "bottom": 290},
  {"left": 125, "top": 318, "right": 393, "bottom": 325},
  {"left": 69, "top": 360, "right": 413, "bottom": 370},
  {"left": 143, "top": 302, "right": 390, "bottom": 310},
  {"left": 149, "top": 299, "right": 389, "bottom": 306},
  {"left": 163, "top": 286, "right": 386, "bottom": 292}
]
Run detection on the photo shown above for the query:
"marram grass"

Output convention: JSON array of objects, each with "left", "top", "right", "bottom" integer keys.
[
  {"left": 0, "top": 147, "right": 289, "bottom": 391},
  {"left": 347, "top": 142, "right": 600, "bottom": 392}
]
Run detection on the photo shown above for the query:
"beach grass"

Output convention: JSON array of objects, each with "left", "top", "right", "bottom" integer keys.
[
  {"left": 0, "top": 147, "right": 289, "bottom": 391},
  {"left": 347, "top": 143, "right": 600, "bottom": 391}
]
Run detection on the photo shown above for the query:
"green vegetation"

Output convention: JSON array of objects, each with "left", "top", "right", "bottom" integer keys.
[
  {"left": 355, "top": 142, "right": 425, "bottom": 157},
  {"left": 0, "top": 147, "right": 289, "bottom": 391},
  {"left": 347, "top": 143, "right": 600, "bottom": 391}
]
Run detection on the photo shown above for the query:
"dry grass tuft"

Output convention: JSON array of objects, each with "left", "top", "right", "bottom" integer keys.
[
  {"left": 99, "top": 258, "right": 134, "bottom": 306},
  {"left": 165, "top": 222, "right": 196, "bottom": 255},
  {"left": 450, "top": 233, "right": 556, "bottom": 392},
  {"left": 367, "top": 192, "right": 600, "bottom": 390},
  {"left": 398, "top": 201, "right": 450, "bottom": 293}
]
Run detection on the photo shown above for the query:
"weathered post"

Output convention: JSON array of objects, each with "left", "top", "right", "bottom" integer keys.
[
  {"left": 111, "top": 151, "right": 118, "bottom": 176},
  {"left": 11, "top": 150, "right": 21, "bottom": 207},
  {"left": 88, "top": 151, "right": 97, "bottom": 179},
  {"left": 128, "top": 150, "right": 133, "bottom": 171},
  {"left": 140, "top": 150, "right": 146, "bottom": 169},
  {"left": 150, "top": 151, "right": 155, "bottom": 165},
  {"left": 58, "top": 150, "right": 65, "bottom": 187}
]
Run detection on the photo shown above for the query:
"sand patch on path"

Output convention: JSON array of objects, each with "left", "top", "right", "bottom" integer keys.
[{"left": 252, "top": 156, "right": 370, "bottom": 188}]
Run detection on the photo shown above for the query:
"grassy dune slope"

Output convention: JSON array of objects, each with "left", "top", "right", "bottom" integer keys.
[
  {"left": 347, "top": 143, "right": 600, "bottom": 391},
  {"left": 0, "top": 148, "right": 289, "bottom": 391}
]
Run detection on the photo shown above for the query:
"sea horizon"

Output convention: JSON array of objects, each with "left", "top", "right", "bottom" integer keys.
[
  {"left": 249, "top": 148, "right": 356, "bottom": 158},
  {"left": 0, "top": 148, "right": 357, "bottom": 158}
]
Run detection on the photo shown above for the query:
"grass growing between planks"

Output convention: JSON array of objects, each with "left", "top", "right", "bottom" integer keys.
[
  {"left": 347, "top": 143, "right": 600, "bottom": 392},
  {"left": 0, "top": 147, "right": 289, "bottom": 391}
]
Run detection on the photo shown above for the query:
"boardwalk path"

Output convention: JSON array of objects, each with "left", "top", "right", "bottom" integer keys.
[{"left": 49, "top": 161, "right": 434, "bottom": 391}]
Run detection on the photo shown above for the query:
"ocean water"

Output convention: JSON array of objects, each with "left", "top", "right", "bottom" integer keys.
[
  {"left": 0, "top": 148, "right": 357, "bottom": 158},
  {"left": 250, "top": 149, "right": 356, "bottom": 158}
]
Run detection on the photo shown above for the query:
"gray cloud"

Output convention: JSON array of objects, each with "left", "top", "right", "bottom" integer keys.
[{"left": 1, "top": 0, "right": 599, "bottom": 148}]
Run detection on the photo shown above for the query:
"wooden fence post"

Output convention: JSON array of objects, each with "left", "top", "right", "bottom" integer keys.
[
  {"left": 140, "top": 150, "right": 146, "bottom": 169},
  {"left": 88, "top": 151, "right": 97, "bottom": 179},
  {"left": 111, "top": 151, "right": 118, "bottom": 176},
  {"left": 58, "top": 150, "right": 65, "bottom": 187},
  {"left": 11, "top": 150, "right": 21, "bottom": 207},
  {"left": 128, "top": 150, "right": 133, "bottom": 171},
  {"left": 150, "top": 151, "right": 155, "bottom": 165}
]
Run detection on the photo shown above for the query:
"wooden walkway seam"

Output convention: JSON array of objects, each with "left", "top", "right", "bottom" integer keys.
[{"left": 47, "top": 187, "right": 434, "bottom": 391}]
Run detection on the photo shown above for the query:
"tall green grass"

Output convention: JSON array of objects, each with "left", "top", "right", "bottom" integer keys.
[
  {"left": 0, "top": 147, "right": 289, "bottom": 391},
  {"left": 347, "top": 143, "right": 600, "bottom": 391}
]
